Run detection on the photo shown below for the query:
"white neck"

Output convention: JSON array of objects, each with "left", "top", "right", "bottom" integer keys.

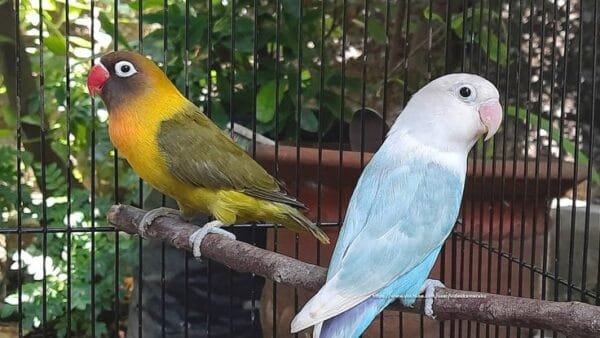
[{"left": 382, "top": 129, "right": 469, "bottom": 178}]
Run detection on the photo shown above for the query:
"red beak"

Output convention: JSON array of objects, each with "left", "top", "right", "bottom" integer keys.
[{"left": 87, "top": 63, "right": 109, "bottom": 97}]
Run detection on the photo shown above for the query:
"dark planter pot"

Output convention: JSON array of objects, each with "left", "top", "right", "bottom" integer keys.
[{"left": 254, "top": 144, "right": 588, "bottom": 338}]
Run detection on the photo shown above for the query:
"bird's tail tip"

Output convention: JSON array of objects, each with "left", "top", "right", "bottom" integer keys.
[
  {"left": 315, "top": 231, "right": 330, "bottom": 244},
  {"left": 287, "top": 210, "right": 330, "bottom": 244},
  {"left": 290, "top": 310, "right": 315, "bottom": 334}
]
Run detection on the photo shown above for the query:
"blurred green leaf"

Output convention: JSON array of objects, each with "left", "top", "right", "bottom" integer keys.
[
  {"left": 21, "top": 115, "right": 41, "bottom": 126},
  {"left": 423, "top": 6, "right": 445, "bottom": 24},
  {"left": 0, "top": 34, "right": 14, "bottom": 44},
  {"left": 256, "top": 80, "right": 288, "bottom": 123},
  {"left": 208, "top": 101, "right": 230, "bottom": 129},
  {"left": 283, "top": 0, "right": 300, "bottom": 18},
  {"left": 300, "top": 108, "right": 318, "bottom": 132},
  {"left": 68, "top": 36, "right": 91, "bottom": 48},
  {"left": 369, "top": 20, "right": 386, "bottom": 44},
  {"left": 127, "top": 0, "right": 164, "bottom": 11},
  {"left": 479, "top": 29, "right": 508, "bottom": 66},
  {"left": 45, "top": 34, "right": 66, "bottom": 55}
]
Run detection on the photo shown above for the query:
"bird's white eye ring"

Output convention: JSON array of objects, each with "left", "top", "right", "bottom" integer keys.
[
  {"left": 114, "top": 61, "right": 137, "bottom": 78},
  {"left": 456, "top": 84, "right": 477, "bottom": 102}
]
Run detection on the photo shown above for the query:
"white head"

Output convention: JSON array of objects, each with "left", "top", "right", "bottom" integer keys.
[{"left": 389, "top": 73, "right": 502, "bottom": 154}]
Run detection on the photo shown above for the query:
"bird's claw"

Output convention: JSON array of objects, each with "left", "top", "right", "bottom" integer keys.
[
  {"left": 138, "top": 207, "right": 180, "bottom": 238},
  {"left": 189, "top": 220, "right": 236, "bottom": 259},
  {"left": 419, "top": 279, "right": 445, "bottom": 319}
]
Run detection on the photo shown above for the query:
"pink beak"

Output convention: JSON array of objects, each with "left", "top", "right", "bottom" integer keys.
[
  {"left": 478, "top": 101, "right": 503, "bottom": 141},
  {"left": 87, "top": 63, "right": 109, "bottom": 97}
]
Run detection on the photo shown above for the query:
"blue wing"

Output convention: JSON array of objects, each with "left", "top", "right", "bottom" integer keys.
[{"left": 291, "top": 146, "right": 465, "bottom": 331}]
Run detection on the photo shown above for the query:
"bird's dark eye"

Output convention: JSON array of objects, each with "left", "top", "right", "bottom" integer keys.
[
  {"left": 114, "top": 60, "right": 137, "bottom": 78},
  {"left": 459, "top": 86, "right": 471, "bottom": 98},
  {"left": 456, "top": 84, "right": 476, "bottom": 102}
]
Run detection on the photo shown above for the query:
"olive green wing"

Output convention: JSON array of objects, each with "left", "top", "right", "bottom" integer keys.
[{"left": 157, "top": 106, "right": 304, "bottom": 208}]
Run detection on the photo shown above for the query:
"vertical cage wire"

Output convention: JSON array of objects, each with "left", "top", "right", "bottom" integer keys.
[
  {"left": 593, "top": 0, "right": 600, "bottom": 308},
  {"left": 0, "top": 0, "right": 598, "bottom": 337}
]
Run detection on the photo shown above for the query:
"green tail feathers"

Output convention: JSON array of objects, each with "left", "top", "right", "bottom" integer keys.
[{"left": 281, "top": 206, "right": 330, "bottom": 244}]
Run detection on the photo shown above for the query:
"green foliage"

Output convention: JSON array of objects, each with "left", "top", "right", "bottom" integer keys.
[
  {"left": 1, "top": 232, "right": 136, "bottom": 337},
  {"left": 425, "top": 5, "right": 508, "bottom": 66},
  {"left": 506, "top": 106, "right": 600, "bottom": 186},
  {"left": 0, "top": 0, "right": 141, "bottom": 335},
  {"left": 128, "top": 0, "right": 354, "bottom": 139}
]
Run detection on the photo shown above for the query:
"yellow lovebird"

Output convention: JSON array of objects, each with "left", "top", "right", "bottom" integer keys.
[{"left": 87, "top": 51, "right": 329, "bottom": 256}]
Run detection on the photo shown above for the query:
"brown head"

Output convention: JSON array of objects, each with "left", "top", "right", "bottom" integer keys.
[{"left": 87, "top": 51, "right": 181, "bottom": 112}]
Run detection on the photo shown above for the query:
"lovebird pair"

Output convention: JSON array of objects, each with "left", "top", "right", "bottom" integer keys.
[{"left": 88, "top": 51, "right": 502, "bottom": 337}]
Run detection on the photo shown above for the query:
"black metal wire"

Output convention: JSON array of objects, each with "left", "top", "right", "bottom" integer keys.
[
  {"left": 594, "top": 0, "right": 600, "bottom": 306},
  {"left": 441, "top": 1, "right": 452, "bottom": 336},
  {"left": 401, "top": 4, "right": 412, "bottom": 337},
  {"left": 511, "top": 2, "right": 524, "bottom": 336},
  {"left": 65, "top": 0, "right": 72, "bottom": 334},
  {"left": 591, "top": 0, "right": 600, "bottom": 307},
  {"left": 519, "top": 0, "right": 531, "bottom": 307},
  {"left": 497, "top": 4, "right": 512, "bottom": 338},
  {"left": 359, "top": 0, "right": 369, "bottom": 169},
  {"left": 516, "top": 4, "right": 534, "bottom": 338},
  {"left": 230, "top": 0, "right": 237, "bottom": 333},
  {"left": 206, "top": 1, "right": 214, "bottom": 334},
  {"left": 381, "top": 1, "right": 391, "bottom": 334},
  {"left": 183, "top": 0, "right": 190, "bottom": 338},
  {"left": 555, "top": 1, "right": 570, "bottom": 315},
  {"left": 14, "top": 0, "right": 24, "bottom": 335},
  {"left": 486, "top": 2, "right": 502, "bottom": 336},
  {"left": 538, "top": 7, "right": 551, "bottom": 334},
  {"left": 544, "top": 7, "right": 559, "bottom": 327},
  {"left": 577, "top": 0, "right": 592, "bottom": 298},
  {"left": 251, "top": 0, "right": 258, "bottom": 334},
  {"left": 568, "top": 0, "right": 584, "bottom": 304},
  {"left": 183, "top": 0, "right": 190, "bottom": 335},
  {"left": 161, "top": 2, "right": 168, "bottom": 336},
  {"left": 337, "top": 0, "right": 347, "bottom": 237},
  {"left": 37, "top": 0, "right": 48, "bottom": 333},
  {"left": 111, "top": 0, "right": 121, "bottom": 338},
  {"left": 272, "top": 0, "right": 282, "bottom": 335},
  {"left": 466, "top": 5, "right": 480, "bottom": 335},
  {"left": 465, "top": 2, "right": 480, "bottom": 334},
  {"left": 136, "top": 0, "right": 143, "bottom": 336},
  {"left": 293, "top": 1, "right": 304, "bottom": 336},
  {"left": 111, "top": 0, "right": 120, "bottom": 336},
  {"left": 458, "top": 1, "right": 470, "bottom": 336},
  {"left": 476, "top": 3, "right": 488, "bottom": 335},
  {"left": 316, "top": 0, "right": 326, "bottom": 272}
]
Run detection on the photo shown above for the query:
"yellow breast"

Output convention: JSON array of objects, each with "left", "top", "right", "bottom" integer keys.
[{"left": 107, "top": 91, "right": 202, "bottom": 206}]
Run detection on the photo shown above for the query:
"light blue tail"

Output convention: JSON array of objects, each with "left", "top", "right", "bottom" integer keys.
[
  {"left": 319, "top": 296, "right": 389, "bottom": 338},
  {"left": 318, "top": 247, "right": 442, "bottom": 338}
]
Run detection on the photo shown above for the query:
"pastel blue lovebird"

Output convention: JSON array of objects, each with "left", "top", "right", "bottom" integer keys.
[{"left": 290, "top": 73, "right": 502, "bottom": 338}]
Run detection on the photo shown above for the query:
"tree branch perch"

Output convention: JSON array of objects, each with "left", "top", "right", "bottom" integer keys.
[{"left": 107, "top": 204, "right": 600, "bottom": 338}]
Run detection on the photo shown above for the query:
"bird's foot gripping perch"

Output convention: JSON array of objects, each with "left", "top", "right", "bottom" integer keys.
[
  {"left": 139, "top": 207, "right": 181, "bottom": 237},
  {"left": 419, "top": 279, "right": 445, "bottom": 319},
  {"left": 189, "top": 220, "right": 236, "bottom": 259}
]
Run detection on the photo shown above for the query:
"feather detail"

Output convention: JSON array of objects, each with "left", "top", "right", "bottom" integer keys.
[{"left": 243, "top": 188, "right": 306, "bottom": 209}]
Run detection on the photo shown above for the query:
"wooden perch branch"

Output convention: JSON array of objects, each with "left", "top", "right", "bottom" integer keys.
[{"left": 107, "top": 205, "right": 600, "bottom": 338}]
